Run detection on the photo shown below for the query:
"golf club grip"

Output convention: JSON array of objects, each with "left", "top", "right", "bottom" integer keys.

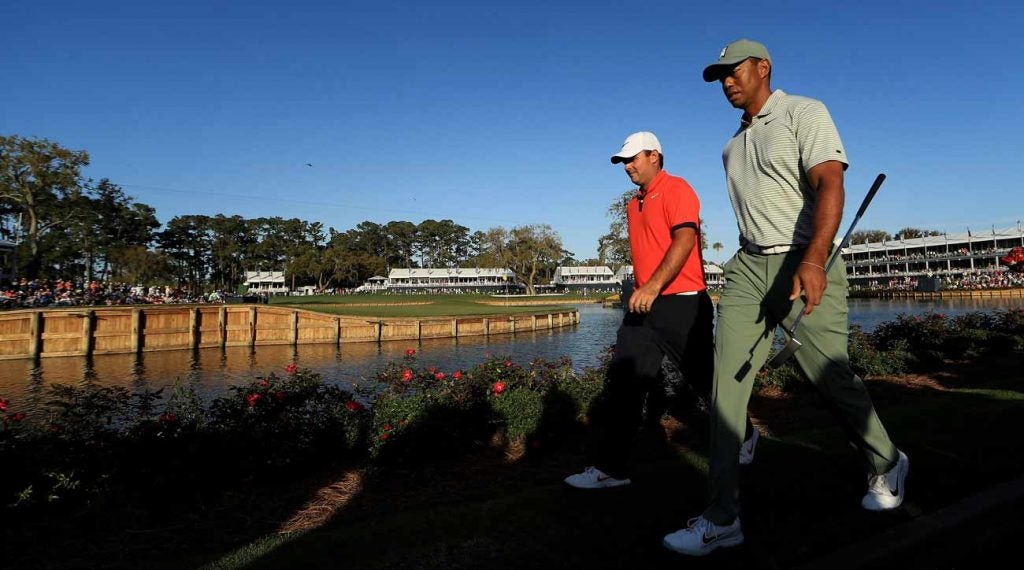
[{"left": 853, "top": 174, "right": 886, "bottom": 220}]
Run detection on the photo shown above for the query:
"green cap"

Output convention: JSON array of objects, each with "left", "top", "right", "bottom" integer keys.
[{"left": 702, "top": 39, "right": 771, "bottom": 82}]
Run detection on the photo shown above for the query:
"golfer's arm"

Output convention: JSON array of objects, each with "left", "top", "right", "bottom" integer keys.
[
  {"left": 805, "top": 161, "right": 845, "bottom": 266},
  {"left": 645, "top": 227, "right": 696, "bottom": 292}
]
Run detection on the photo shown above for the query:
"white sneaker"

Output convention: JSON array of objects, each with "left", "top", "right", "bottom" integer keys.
[
  {"left": 663, "top": 515, "right": 744, "bottom": 556},
  {"left": 862, "top": 450, "right": 908, "bottom": 511},
  {"left": 563, "top": 466, "right": 631, "bottom": 489},
  {"left": 739, "top": 428, "right": 759, "bottom": 465}
]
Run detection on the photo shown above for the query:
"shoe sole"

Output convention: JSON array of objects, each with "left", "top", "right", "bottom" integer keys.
[{"left": 662, "top": 533, "right": 744, "bottom": 556}]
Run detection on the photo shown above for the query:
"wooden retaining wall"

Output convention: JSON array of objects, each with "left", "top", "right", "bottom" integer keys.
[
  {"left": 854, "top": 288, "right": 1024, "bottom": 300},
  {"left": 0, "top": 305, "right": 580, "bottom": 361}
]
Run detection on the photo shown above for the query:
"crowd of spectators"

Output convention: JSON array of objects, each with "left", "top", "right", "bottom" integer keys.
[
  {"left": 0, "top": 279, "right": 229, "bottom": 310},
  {"left": 846, "top": 247, "right": 1007, "bottom": 266},
  {"left": 851, "top": 270, "right": 1024, "bottom": 292}
]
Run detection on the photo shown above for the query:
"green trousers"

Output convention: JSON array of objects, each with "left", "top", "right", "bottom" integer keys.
[{"left": 703, "top": 249, "right": 898, "bottom": 524}]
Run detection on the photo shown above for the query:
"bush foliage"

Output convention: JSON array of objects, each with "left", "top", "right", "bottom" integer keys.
[{"left": 1, "top": 309, "right": 1020, "bottom": 522}]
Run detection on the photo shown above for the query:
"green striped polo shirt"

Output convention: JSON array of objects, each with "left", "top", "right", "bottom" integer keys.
[{"left": 723, "top": 89, "right": 848, "bottom": 250}]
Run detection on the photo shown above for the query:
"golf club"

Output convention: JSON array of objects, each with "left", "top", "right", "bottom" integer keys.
[{"left": 767, "top": 173, "right": 887, "bottom": 367}]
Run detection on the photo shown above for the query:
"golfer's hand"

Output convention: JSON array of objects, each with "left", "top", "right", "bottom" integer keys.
[
  {"left": 629, "top": 285, "right": 658, "bottom": 315},
  {"left": 791, "top": 262, "right": 827, "bottom": 315}
]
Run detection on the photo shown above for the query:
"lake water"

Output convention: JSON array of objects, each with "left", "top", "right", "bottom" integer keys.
[{"left": 1, "top": 297, "right": 1021, "bottom": 407}]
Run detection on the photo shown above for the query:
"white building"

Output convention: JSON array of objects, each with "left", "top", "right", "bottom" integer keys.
[
  {"left": 354, "top": 275, "right": 388, "bottom": 293},
  {"left": 552, "top": 266, "right": 618, "bottom": 290},
  {"left": 614, "top": 263, "right": 725, "bottom": 289},
  {"left": 842, "top": 224, "right": 1024, "bottom": 291},
  {"left": 387, "top": 267, "right": 517, "bottom": 292},
  {"left": 244, "top": 271, "right": 288, "bottom": 295}
]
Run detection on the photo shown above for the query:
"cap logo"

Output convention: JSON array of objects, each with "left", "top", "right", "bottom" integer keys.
[{"left": 720, "top": 46, "right": 728, "bottom": 59}]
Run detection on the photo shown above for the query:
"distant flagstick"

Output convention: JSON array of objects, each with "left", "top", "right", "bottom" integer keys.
[{"left": 767, "top": 173, "right": 887, "bottom": 368}]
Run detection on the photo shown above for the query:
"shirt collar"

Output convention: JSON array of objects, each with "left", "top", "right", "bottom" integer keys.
[
  {"left": 637, "top": 170, "right": 668, "bottom": 198},
  {"left": 740, "top": 89, "right": 786, "bottom": 128}
]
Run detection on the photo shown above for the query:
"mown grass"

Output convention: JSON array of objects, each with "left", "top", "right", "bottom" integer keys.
[{"left": 185, "top": 358, "right": 1024, "bottom": 570}]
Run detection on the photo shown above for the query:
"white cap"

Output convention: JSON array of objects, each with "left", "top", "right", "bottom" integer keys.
[{"left": 610, "top": 131, "right": 662, "bottom": 164}]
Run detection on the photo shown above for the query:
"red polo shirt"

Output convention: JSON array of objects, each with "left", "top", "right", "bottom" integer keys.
[{"left": 627, "top": 170, "right": 706, "bottom": 295}]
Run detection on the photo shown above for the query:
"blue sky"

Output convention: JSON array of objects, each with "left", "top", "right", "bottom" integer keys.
[{"left": 3, "top": 0, "right": 1022, "bottom": 263}]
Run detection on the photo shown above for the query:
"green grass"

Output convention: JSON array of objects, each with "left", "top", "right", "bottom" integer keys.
[
  {"left": 186, "top": 371, "right": 1024, "bottom": 570},
  {"left": 269, "top": 293, "right": 588, "bottom": 317}
]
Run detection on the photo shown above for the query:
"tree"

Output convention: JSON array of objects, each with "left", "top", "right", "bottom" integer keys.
[
  {"left": 108, "top": 246, "right": 174, "bottom": 285},
  {"left": 712, "top": 242, "right": 724, "bottom": 253},
  {"left": 0, "top": 135, "right": 90, "bottom": 278},
  {"left": 384, "top": 220, "right": 418, "bottom": 269},
  {"left": 158, "top": 215, "right": 213, "bottom": 292},
  {"left": 850, "top": 230, "right": 892, "bottom": 245},
  {"left": 596, "top": 189, "right": 633, "bottom": 265},
  {"left": 483, "top": 224, "right": 564, "bottom": 295},
  {"left": 894, "top": 227, "right": 942, "bottom": 240}
]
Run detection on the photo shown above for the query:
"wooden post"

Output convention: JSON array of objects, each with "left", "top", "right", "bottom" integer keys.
[
  {"left": 547, "top": 314, "right": 553, "bottom": 329},
  {"left": 291, "top": 310, "right": 299, "bottom": 345},
  {"left": 249, "top": 306, "right": 257, "bottom": 346},
  {"left": 189, "top": 307, "right": 200, "bottom": 349},
  {"left": 29, "top": 311, "right": 42, "bottom": 359},
  {"left": 131, "top": 308, "right": 142, "bottom": 353},
  {"left": 218, "top": 306, "right": 227, "bottom": 348},
  {"left": 509, "top": 316, "right": 516, "bottom": 334},
  {"left": 375, "top": 320, "right": 383, "bottom": 343},
  {"left": 82, "top": 310, "right": 95, "bottom": 356},
  {"left": 452, "top": 318, "right": 458, "bottom": 338},
  {"left": 483, "top": 317, "right": 489, "bottom": 335},
  {"left": 417, "top": 319, "right": 422, "bottom": 340},
  {"left": 532, "top": 315, "right": 537, "bottom": 331},
  {"left": 335, "top": 317, "right": 341, "bottom": 345}
]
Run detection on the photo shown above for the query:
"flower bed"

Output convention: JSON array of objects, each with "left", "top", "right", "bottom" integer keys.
[{"left": 1, "top": 309, "right": 1021, "bottom": 525}]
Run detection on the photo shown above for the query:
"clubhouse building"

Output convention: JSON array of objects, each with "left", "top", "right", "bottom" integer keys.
[{"left": 842, "top": 224, "right": 1024, "bottom": 292}]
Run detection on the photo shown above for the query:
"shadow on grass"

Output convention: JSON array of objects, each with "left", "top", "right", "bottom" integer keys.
[{"left": 207, "top": 366, "right": 1021, "bottom": 570}]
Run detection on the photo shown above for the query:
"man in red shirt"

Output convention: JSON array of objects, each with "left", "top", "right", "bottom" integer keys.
[{"left": 566, "top": 132, "right": 755, "bottom": 489}]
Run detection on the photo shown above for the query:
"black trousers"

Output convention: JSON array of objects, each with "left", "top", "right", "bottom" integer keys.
[{"left": 590, "top": 292, "right": 715, "bottom": 479}]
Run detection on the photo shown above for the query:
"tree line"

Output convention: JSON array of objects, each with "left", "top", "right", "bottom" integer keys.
[{"left": 1, "top": 135, "right": 583, "bottom": 294}]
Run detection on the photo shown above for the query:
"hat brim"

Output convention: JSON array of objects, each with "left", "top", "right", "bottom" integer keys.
[
  {"left": 610, "top": 154, "right": 629, "bottom": 164},
  {"left": 702, "top": 56, "right": 749, "bottom": 82}
]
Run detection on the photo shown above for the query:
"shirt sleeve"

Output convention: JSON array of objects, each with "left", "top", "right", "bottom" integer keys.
[
  {"left": 795, "top": 99, "right": 849, "bottom": 172},
  {"left": 666, "top": 178, "right": 700, "bottom": 234}
]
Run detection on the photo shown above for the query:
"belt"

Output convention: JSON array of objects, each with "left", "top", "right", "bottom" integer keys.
[{"left": 742, "top": 243, "right": 807, "bottom": 255}]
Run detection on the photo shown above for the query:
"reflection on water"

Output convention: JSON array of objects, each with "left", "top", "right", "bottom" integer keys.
[{"left": 2, "top": 298, "right": 1021, "bottom": 408}]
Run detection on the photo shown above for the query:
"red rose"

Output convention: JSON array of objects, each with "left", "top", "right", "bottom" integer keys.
[
  {"left": 12, "top": 412, "right": 26, "bottom": 422},
  {"left": 0, "top": 399, "right": 8, "bottom": 412},
  {"left": 401, "top": 369, "right": 414, "bottom": 382},
  {"left": 453, "top": 371, "right": 462, "bottom": 380},
  {"left": 260, "top": 378, "right": 270, "bottom": 387},
  {"left": 285, "top": 363, "right": 298, "bottom": 374},
  {"left": 427, "top": 366, "right": 436, "bottom": 373},
  {"left": 435, "top": 372, "right": 445, "bottom": 380},
  {"left": 381, "top": 433, "right": 390, "bottom": 441},
  {"left": 492, "top": 381, "right": 506, "bottom": 395},
  {"left": 383, "top": 423, "right": 392, "bottom": 431},
  {"left": 246, "top": 393, "right": 261, "bottom": 407},
  {"left": 405, "top": 348, "right": 416, "bottom": 357},
  {"left": 274, "top": 391, "right": 286, "bottom": 402},
  {"left": 159, "top": 412, "right": 178, "bottom": 423},
  {"left": 345, "top": 400, "right": 363, "bottom": 412},
  {"left": 504, "top": 360, "right": 513, "bottom": 367}
]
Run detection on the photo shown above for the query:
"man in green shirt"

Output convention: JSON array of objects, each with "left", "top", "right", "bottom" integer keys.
[{"left": 662, "top": 39, "right": 908, "bottom": 557}]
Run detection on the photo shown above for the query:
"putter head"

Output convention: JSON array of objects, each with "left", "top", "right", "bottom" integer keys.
[{"left": 768, "top": 337, "right": 802, "bottom": 368}]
